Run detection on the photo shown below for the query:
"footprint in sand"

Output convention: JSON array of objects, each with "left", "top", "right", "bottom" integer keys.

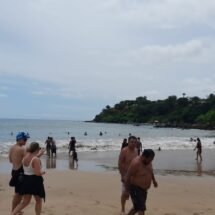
[{"left": 94, "top": 200, "right": 100, "bottom": 205}]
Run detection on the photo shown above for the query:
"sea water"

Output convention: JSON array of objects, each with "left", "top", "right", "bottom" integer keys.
[{"left": 0, "top": 119, "right": 215, "bottom": 157}]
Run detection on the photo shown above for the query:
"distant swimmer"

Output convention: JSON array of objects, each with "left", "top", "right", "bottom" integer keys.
[
  {"left": 84, "top": 132, "right": 88, "bottom": 136},
  {"left": 67, "top": 132, "right": 70, "bottom": 135},
  {"left": 10, "top": 132, "right": 13, "bottom": 136},
  {"left": 158, "top": 147, "right": 161, "bottom": 151},
  {"left": 99, "top": 131, "right": 103, "bottom": 136},
  {"left": 129, "top": 133, "right": 132, "bottom": 137},
  {"left": 194, "top": 137, "right": 202, "bottom": 161}
]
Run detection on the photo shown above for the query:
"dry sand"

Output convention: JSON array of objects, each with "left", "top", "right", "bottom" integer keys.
[{"left": 0, "top": 170, "right": 214, "bottom": 215}]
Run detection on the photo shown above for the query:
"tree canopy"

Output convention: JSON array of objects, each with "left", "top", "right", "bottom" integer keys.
[{"left": 93, "top": 94, "right": 215, "bottom": 129}]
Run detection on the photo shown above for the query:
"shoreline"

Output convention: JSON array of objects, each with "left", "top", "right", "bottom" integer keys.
[
  {"left": 1, "top": 149, "right": 215, "bottom": 177},
  {"left": 92, "top": 121, "right": 215, "bottom": 130}
]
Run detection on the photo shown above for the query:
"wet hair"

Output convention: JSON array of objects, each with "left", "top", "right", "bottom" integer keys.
[
  {"left": 128, "top": 136, "right": 137, "bottom": 142},
  {"left": 142, "top": 149, "right": 155, "bottom": 158},
  {"left": 27, "top": 142, "right": 40, "bottom": 153},
  {"left": 123, "top": 138, "right": 127, "bottom": 143}
]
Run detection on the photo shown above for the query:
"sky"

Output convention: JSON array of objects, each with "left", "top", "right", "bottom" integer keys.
[{"left": 0, "top": 0, "right": 215, "bottom": 120}]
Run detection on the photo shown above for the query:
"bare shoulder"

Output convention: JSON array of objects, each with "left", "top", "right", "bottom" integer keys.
[
  {"left": 32, "top": 156, "right": 40, "bottom": 166},
  {"left": 131, "top": 156, "right": 139, "bottom": 166},
  {"left": 121, "top": 147, "right": 128, "bottom": 155}
]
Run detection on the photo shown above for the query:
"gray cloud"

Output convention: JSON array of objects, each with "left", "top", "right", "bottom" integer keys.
[{"left": 0, "top": 0, "right": 214, "bottom": 103}]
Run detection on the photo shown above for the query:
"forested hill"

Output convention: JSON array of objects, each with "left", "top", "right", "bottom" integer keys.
[{"left": 93, "top": 94, "right": 215, "bottom": 129}]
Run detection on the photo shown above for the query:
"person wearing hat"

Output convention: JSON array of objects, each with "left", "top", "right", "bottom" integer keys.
[
  {"left": 9, "top": 132, "right": 30, "bottom": 212},
  {"left": 11, "top": 142, "right": 46, "bottom": 215},
  {"left": 125, "top": 149, "right": 158, "bottom": 215}
]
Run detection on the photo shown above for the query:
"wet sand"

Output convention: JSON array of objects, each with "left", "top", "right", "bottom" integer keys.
[{"left": 1, "top": 149, "right": 215, "bottom": 176}]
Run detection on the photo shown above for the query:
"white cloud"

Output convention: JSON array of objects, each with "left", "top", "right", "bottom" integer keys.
[
  {"left": 0, "top": 0, "right": 214, "bottom": 102},
  {"left": 115, "top": 39, "right": 210, "bottom": 65}
]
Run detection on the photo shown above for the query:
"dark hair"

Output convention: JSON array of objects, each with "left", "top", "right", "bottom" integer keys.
[
  {"left": 123, "top": 138, "right": 127, "bottom": 143},
  {"left": 128, "top": 136, "right": 137, "bottom": 141},
  {"left": 27, "top": 142, "right": 40, "bottom": 153},
  {"left": 142, "top": 149, "right": 155, "bottom": 158}
]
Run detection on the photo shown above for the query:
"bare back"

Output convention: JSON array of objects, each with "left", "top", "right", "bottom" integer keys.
[{"left": 9, "top": 144, "right": 25, "bottom": 170}]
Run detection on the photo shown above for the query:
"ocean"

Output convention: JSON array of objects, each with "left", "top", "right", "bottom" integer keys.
[{"left": 0, "top": 119, "right": 215, "bottom": 157}]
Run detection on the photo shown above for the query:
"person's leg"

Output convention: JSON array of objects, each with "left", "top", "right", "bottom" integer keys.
[
  {"left": 34, "top": 195, "right": 42, "bottom": 215},
  {"left": 121, "top": 192, "right": 129, "bottom": 214},
  {"left": 199, "top": 152, "right": 202, "bottom": 161},
  {"left": 12, "top": 193, "right": 22, "bottom": 211},
  {"left": 127, "top": 208, "right": 136, "bottom": 215},
  {"left": 11, "top": 195, "right": 32, "bottom": 215}
]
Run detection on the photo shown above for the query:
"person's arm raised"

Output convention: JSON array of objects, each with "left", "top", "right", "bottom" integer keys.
[{"left": 37, "top": 148, "right": 45, "bottom": 158}]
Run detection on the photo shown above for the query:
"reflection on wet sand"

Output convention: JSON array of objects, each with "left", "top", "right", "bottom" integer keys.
[
  {"left": 69, "top": 157, "right": 78, "bottom": 170},
  {"left": 196, "top": 161, "right": 202, "bottom": 176},
  {"left": 46, "top": 157, "right": 56, "bottom": 169}
]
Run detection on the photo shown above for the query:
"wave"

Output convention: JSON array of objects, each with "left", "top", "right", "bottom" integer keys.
[{"left": 0, "top": 137, "right": 215, "bottom": 157}]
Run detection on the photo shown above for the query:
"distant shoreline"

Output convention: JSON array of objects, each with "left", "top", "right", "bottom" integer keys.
[{"left": 89, "top": 120, "right": 215, "bottom": 131}]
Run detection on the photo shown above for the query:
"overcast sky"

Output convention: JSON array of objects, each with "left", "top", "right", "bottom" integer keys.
[{"left": 0, "top": 0, "right": 215, "bottom": 120}]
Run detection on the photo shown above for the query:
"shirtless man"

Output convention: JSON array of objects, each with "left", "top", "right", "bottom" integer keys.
[
  {"left": 126, "top": 149, "right": 158, "bottom": 215},
  {"left": 9, "top": 132, "right": 30, "bottom": 212},
  {"left": 118, "top": 136, "right": 138, "bottom": 215}
]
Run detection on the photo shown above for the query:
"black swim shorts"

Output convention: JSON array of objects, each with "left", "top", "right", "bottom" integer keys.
[
  {"left": 129, "top": 184, "right": 148, "bottom": 212},
  {"left": 9, "top": 166, "right": 24, "bottom": 193}
]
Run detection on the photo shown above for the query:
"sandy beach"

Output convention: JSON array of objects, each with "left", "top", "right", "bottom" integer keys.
[
  {"left": 1, "top": 149, "right": 215, "bottom": 215},
  {"left": 0, "top": 169, "right": 215, "bottom": 215}
]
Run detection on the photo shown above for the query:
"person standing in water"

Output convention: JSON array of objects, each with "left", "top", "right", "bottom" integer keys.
[
  {"left": 45, "top": 137, "right": 51, "bottom": 157},
  {"left": 136, "top": 137, "right": 142, "bottom": 155},
  {"left": 194, "top": 137, "right": 202, "bottom": 161},
  {"left": 69, "top": 137, "right": 76, "bottom": 156}
]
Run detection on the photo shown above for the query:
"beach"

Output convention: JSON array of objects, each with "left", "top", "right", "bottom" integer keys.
[
  {"left": 0, "top": 148, "right": 215, "bottom": 215},
  {"left": 0, "top": 170, "right": 215, "bottom": 215}
]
